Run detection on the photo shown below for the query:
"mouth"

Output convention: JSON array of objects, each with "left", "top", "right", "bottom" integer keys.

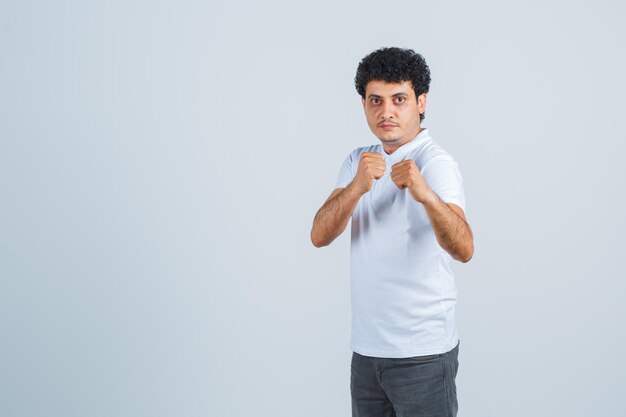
[{"left": 379, "top": 124, "right": 398, "bottom": 130}]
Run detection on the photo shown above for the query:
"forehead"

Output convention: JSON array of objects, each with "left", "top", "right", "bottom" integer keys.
[{"left": 365, "top": 80, "right": 415, "bottom": 97}]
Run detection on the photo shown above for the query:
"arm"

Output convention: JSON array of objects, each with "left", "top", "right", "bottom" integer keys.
[
  {"left": 390, "top": 159, "right": 474, "bottom": 262},
  {"left": 422, "top": 191, "right": 474, "bottom": 263},
  {"left": 310, "top": 183, "right": 363, "bottom": 248},
  {"left": 312, "top": 151, "right": 386, "bottom": 247}
]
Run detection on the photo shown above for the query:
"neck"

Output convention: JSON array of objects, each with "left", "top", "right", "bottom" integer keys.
[{"left": 382, "top": 126, "right": 423, "bottom": 155}]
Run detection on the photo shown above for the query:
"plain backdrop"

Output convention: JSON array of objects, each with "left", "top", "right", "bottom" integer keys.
[{"left": 1, "top": 1, "right": 625, "bottom": 416}]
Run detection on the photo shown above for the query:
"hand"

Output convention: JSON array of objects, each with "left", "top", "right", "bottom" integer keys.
[
  {"left": 390, "top": 160, "right": 434, "bottom": 203},
  {"left": 352, "top": 152, "right": 386, "bottom": 195}
]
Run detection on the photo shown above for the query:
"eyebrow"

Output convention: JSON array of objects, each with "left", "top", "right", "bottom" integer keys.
[{"left": 366, "top": 92, "right": 408, "bottom": 99}]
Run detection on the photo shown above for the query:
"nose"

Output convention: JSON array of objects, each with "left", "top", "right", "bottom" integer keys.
[{"left": 381, "top": 100, "right": 394, "bottom": 120}]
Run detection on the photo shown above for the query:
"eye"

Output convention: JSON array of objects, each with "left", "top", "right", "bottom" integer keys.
[
  {"left": 371, "top": 98, "right": 381, "bottom": 105},
  {"left": 395, "top": 96, "right": 406, "bottom": 103}
]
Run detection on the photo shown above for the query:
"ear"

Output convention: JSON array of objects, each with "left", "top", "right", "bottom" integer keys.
[
  {"left": 418, "top": 93, "right": 427, "bottom": 115},
  {"left": 361, "top": 96, "right": 365, "bottom": 107}
]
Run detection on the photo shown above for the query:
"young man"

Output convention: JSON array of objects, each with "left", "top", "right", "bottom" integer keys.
[{"left": 310, "top": 47, "right": 474, "bottom": 417}]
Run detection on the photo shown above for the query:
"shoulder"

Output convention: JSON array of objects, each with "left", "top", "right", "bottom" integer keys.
[{"left": 418, "top": 139, "right": 459, "bottom": 173}]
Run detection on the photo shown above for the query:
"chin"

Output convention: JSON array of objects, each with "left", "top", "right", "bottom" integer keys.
[{"left": 379, "top": 134, "right": 401, "bottom": 142}]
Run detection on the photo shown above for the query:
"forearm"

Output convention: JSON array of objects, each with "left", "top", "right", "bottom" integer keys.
[
  {"left": 311, "top": 183, "right": 363, "bottom": 247},
  {"left": 422, "top": 190, "right": 474, "bottom": 262}
]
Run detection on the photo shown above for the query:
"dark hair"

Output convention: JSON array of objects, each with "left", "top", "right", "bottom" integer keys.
[{"left": 355, "top": 47, "right": 431, "bottom": 122}]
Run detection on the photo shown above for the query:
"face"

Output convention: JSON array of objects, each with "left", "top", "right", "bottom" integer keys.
[{"left": 361, "top": 80, "right": 426, "bottom": 153}]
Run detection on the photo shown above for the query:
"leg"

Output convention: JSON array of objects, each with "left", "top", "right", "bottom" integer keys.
[
  {"left": 351, "top": 352, "right": 396, "bottom": 417},
  {"left": 380, "top": 341, "right": 460, "bottom": 417}
]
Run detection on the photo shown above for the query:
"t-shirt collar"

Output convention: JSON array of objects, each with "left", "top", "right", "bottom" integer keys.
[{"left": 380, "top": 128, "right": 430, "bottom": 163}]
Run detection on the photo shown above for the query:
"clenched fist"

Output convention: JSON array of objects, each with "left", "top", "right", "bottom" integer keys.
[
  {"left": 352, "top": 152, "right": 386, "bottom": 195},
  {"left": 390, "top": 160, "right": 434, "bottom": 203}
]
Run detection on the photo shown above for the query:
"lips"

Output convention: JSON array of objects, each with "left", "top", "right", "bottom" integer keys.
[{"left": 379, "top": 124, "right": 398, "bottom": 129}]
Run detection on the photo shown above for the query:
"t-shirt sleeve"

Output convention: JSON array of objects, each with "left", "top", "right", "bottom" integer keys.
[
  {"left": 335, "top": 152, "right": 354, "bottom": 189},
  {"left": 420, "top": 155, "right": 466, "bottom": 212}
]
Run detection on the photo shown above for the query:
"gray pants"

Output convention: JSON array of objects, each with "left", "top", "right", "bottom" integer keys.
[{"left": 350, "top": 340, "right": 459, "bottom": 417}]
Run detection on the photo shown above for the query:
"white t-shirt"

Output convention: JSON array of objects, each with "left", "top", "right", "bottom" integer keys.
[{"left": 335, "top": 128, "right": 466, "bottom": 358}]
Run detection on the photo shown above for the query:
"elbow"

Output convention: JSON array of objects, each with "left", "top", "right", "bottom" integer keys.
[
  {"left": 310, "top": 229, "right": 327, "bottom": 248},
  {"left": 460, "top": 253, "right": 473, "bottom": 263},
  {"left": 311, "top": 238, "right": 329, "bottom": 248},
  {"left": 458, "top": 243, "right": 474, "bottom": 263},
  {"left": 448, "top": 240, "right": 473, "bottom": 263},
  {"left": 442, "top": 240, "right": 473, "bottom": 263}
]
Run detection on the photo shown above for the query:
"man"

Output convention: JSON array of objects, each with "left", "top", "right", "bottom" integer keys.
[{"left": 310, "top": 47, "right": 474, "bottom": 417}]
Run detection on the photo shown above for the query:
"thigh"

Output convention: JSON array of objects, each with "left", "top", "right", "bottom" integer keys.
[
  {"left": 380, "top": 343, "right": 459, "bottom": 417},
  {"left": 351, "top": 352, "right": 396, "bottom": 417}
]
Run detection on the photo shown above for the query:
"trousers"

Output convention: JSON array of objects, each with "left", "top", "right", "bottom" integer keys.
[{"left": 350, "top": 340, "right": 459, "bottom": 417}]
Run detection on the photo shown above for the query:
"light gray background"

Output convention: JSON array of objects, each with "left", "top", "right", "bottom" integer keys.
[{"left": 1, "top": 1, "right": 624, "bottom": 416}]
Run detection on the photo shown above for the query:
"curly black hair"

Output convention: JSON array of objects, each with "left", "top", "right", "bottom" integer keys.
[{"left": 355, "top": 47, "right": 431, "bottom": 122}]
